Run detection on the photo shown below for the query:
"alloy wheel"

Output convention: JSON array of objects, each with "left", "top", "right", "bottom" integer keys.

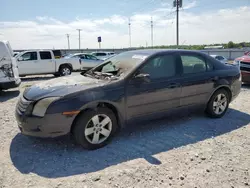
[
  {"left": 213, "top": 93, "right": 228, "bottom": 115},
  {"left": 62, "top": 67, "right": 71, "bottom": 76},
  {"left": 84, "top": 114, "right": 112, "bottom": 144}
]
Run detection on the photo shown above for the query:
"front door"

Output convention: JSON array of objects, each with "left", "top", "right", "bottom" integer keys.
[
  {"left": 178, "top": 52, "right": 215, "bottom": 107},
  {"left": 17, "top": 51, "right": 39, "bottom": 75},
  {"left": 126, "top": 53, "right": 182, "bottom": 119}
]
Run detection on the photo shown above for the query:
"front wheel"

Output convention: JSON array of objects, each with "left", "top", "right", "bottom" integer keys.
[
  {"left": 73, "top": 107, "right": 118, "bottom": 150},
  {"left": 59, "top": 65, "right": 72, "bottom": 76},
  {"left": 206, "top": 89, "right": 230, "bottom": 118}
]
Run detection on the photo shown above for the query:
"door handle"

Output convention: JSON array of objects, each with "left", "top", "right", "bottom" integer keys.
[
  {"left": 168, "top": 83, "right": 179, "bottom": 89},
  {"left": 210, "top": 76, "right": 219, "bottom": 82}
]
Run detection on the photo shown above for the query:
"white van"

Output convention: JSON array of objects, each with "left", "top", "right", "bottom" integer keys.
[{"left": 0, "top": 41, "right": 21, "bottom": 91}]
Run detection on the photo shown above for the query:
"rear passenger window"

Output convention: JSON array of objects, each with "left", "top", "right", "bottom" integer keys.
[
  {"left": 181, "top": 55, "right": 206, "bottom": 74},
  {"left": 40, "top": 51, "right": 52, "bottom": 60}
]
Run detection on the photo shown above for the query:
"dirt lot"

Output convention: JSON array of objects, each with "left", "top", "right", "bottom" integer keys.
[{"left": 0, "top": 75, "right": 250, "bottom": 188}]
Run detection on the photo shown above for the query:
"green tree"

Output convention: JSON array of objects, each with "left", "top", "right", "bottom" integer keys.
[{"left": 227, "top": 41, "right": 235, "bottom": 48}]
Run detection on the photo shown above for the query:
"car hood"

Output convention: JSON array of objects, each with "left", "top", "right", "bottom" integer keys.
[
  {"left": 23, "top": 75, "right": 106, "bottom": 101},
  {"left": 235, "top": 56, "right": 250, "bottom": 62}
]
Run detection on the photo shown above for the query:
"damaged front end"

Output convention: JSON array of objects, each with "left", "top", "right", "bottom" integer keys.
[{"left": 0, "top": 63, "right": 14, "bottom": 78}]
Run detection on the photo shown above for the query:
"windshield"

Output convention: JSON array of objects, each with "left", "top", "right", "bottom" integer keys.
[{"left": 83, "top": 51, "right": 148, "bottom": 80}]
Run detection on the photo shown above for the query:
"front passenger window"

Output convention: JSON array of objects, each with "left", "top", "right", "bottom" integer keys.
[{"left": 139, "top": 55, "right": 176, "bottom": 79}]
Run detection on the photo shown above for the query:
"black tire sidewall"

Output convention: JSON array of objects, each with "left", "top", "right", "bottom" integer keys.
[
  {"left": 73, "top": 107, "right": 118, "bottom": 150},
  {"left": 206, "top": 89, "right": 229, "bottom": 118}
]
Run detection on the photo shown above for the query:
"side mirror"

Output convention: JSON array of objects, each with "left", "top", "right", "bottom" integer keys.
[
  {"left": 134, "top": 73, "right": 150, "bottom": 83},
  {"left": 17, "top": 57, "right": 23, "bottom": 61}
]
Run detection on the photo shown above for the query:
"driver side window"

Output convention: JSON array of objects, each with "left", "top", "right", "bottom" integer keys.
[
  {"left": 86, "top": 55, "right": 98, "bottom": 60},
  {"left": 20, "top": 52, "right": 37, "bottom": 61},
  {"left": 139, "top": 55, "right": 176, "bottom": 79}
]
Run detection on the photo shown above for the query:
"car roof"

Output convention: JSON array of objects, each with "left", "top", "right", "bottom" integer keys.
[
  {"left": 210, "top": 55, "right": 217, "bottom": 57},
  {"left": 92, "top": 51, "right": 113, "bottom": 54},
  {"left": 73, "top": 53, "right": 88, "bottom": 55},
  {"left": 124, "top": 49, "right": 207, "bottom": 56}
]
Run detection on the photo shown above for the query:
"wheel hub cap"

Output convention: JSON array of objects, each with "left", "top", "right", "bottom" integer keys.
[
  {"left": 213, "top": 93, "right": 227, "bottom": 115},
  {"left": 84, "top": 114, "right": 112, "bottom": 144}
]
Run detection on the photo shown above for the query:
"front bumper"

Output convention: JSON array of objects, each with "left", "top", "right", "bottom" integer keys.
[
  {"left": 0, "top": 79, "right": 21, "bottom": 90},
  {"left": 15, "top": 109, "right": 74, "bottom": 138}
]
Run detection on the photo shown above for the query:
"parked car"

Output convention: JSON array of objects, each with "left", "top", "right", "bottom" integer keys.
[
  {"left": 210, "top": 55, "right": 228, "bottom": 64},
  {"left": 91, "top": 51, "right": 115, "bottom": 60},
  {"left": 234, "top": 53, "right": 250, "bottom": 83},
  {"left": 13, "top": 52, "right": 20, "bottom": 57},
  {"left": 0, "top": 41, "right": 21, "bottom": 91},
  {"left": 15, "top": 50, "right": 81, "bottom": 77},
  {"left": 64, "top": 53, "right": 104, "bottom": 69},
  {"left": 15, "top": 49, "right": 241, "bottom": 150}
]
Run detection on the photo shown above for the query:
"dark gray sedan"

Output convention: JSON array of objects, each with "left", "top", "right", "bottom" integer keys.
[{"left": 15, "top": 49, "right": 241, "bottom": 150}]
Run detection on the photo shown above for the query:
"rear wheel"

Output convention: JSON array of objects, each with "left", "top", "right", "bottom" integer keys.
[
  {"left": 73, "top": 107, "right": 118, "bottom": 150},
  {"left": 206, "top": 89, "right": 229, "bottom": 118},
  {"left": 59, "top": 65, "right": 72, "bottom": 76}
]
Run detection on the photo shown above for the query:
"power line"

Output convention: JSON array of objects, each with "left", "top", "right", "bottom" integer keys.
[
  {"left": 76, "top": 29, "right": 82, "bottom": 49},
  {"left": 180, "top": 0, "right": 228, "bottom": 11}
]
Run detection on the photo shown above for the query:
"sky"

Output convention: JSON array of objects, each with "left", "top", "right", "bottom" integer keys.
[{"left": 0, "top": 0, "right": 250, "bottom": 49}]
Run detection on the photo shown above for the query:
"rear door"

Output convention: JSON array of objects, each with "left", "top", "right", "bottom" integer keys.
[
  {"left": 126, "top": 53, "right": 182, "bottom": 119},
  {"left": 38, "top": 51, "right": 55, "bottom": 73},
  {"left": 178, "top": 52, "right": 215, "bottom": 107}
]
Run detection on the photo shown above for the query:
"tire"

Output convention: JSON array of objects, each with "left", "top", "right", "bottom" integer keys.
[
  {"left": 206, "top": 89, "right": 230, "bottom": 118},
  {"left": 73, "top": 107, "right": 118, "bottom": 150},
  {"left": 59, "top": 65, "right": 72, "bottom": 76}
]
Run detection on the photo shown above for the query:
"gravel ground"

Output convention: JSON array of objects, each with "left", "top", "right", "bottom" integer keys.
[{"left": 0, "top": 75, "right": 250, "bottom": 188}]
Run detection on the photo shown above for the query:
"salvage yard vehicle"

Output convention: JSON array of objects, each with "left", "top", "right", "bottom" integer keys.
[
  {"left": 15, "top": 50, "right": 82, "bottom": 77},
  {"left": 91, "top": 51, "right": 116, "bottom": 60},
  {"left": 64, "top": 53, "right": 104, "bottom": 69},
  {"left": 0, "top": 41, "right": 21, "bottom": 91},
  {"left": 234, "top": 53, "right": 250, "bottom": 83},
  {"left": 210, "top": 55, "right": 228, "bottom": 64},
  {"left": 15, "top": 49, "right": 241, "bottom": 150}
]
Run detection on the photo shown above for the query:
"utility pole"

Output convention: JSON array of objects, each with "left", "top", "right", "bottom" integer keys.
[
  {"left": 151, "top": 17, "right": 153, "bottom": 47},
  {"left": 76, "top": 29, "right": 82, "bottom": 49},
  {"left": 173, "top": 0, "right": 182, "bottom": 48},
  {"left": 128, "top": 18, "right": 131, "bottom": 48},
  {"left": 66, "top": 34, "right": 70, "bottom": 49}
]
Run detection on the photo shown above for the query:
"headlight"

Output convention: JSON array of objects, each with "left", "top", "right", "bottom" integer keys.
[
  {"left": 32, "top": 97, "right": 60, "bottom": 117},
  {"left": 233, "top": 60, "right": 240, "bottom": 66}
]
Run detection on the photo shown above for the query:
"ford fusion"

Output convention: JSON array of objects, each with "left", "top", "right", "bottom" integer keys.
[{"left": 15, "top": 50, "right": 241, "bottom": 150}]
